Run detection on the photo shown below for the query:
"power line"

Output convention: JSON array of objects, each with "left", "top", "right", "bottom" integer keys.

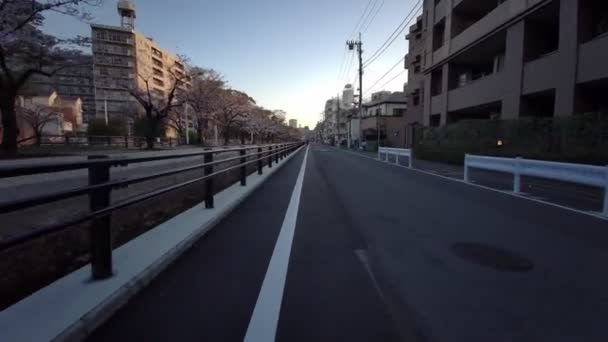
[
  {"left": 349, "top": 0, "right": 374, "bottom": 39},
  {"left": 366, "top": 56, "right": 405, "bottom": 93},
  {"left": 375, "top": 71, "right": 406, "bottom": 92},
  {"left": 363, "top": 0, "right": 422, "bottom": 68},
  {"left": 337, "top": 46, "right": 349, "bottom": 80},
  {"left": 359, "top": 0, "right": 380, "bottom": 34},
  {"left": 362, "top": 0, "right": 385, "bottom": 34},
  {"left": 343, "top": 52, "right": 356, "bottom": 81}
]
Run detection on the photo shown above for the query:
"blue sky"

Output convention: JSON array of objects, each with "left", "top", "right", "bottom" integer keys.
[{"left": 44, "top": 0, "right": 420, "bottom": 128}]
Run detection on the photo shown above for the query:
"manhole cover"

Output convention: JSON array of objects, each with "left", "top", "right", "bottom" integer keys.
[{"left": 450, "top": 242, "right": 534, "bottom": 273}]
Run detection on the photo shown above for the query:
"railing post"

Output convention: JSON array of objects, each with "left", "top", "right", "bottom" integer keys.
[
  {"left": 409, "top": 151, "right": 413, "bottom": 168},
  {"left": 268, "top": 146, "right": 273, "bottom": 168},
  {"left": 124, "top": 135, "right": 129, "bottom": 149},
  {"left": 464, "top": 154, "right": 470, "bottom": 183},
  {"left": 514, "top": 157, "right": 522, "bottom": 194},
  {"left": 258, "top": 147, "right": 263, "bottom": 175},
  {"left": 88, "top": 156, "right": 113, "bottom": 280},
  {"left": 275, "top": 145, "right": 279, "bottom": 164},
  {"left": 603, "top": 165, "right": 608, "bottom": 216},
  {"left": 204, "top": 150, "right": 214, "bottom": 208},
  {"left": 65, "top": 135, "right": 70, "bottom": 146},
  {"left": 378, "top": 148, "right": 381, "bottom": 160},
  {"left": 395, "top": 153, "right": 399, "bottom": 165},
  {"left": 240, "top": 148, "right": 247, "bottom": 186}
]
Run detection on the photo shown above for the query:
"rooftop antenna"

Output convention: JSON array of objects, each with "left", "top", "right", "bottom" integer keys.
[{"left": 117, "top": 0, "right": 136, "bottom": 30}]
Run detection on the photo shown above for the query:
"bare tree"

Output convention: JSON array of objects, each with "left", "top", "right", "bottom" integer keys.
[
  {"left": 184, "top": 67, "right": 224, "bottom": 144},
  {"left": 215, "top": 89, "right": 254, "bottom": 145},
  {"left": 0, "top": 0, "right": 101, "bottom": 154},
  {"left": 128, "top": 58, "right": 190, "bottom": 149},
  {"left": 16, "top": 103, "right": 56, "bottom": 145}
]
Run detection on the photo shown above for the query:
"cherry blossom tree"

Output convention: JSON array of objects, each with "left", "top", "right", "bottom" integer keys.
[
  {"left": 128, "top": 58, "right": 190, "bottom": 149},
  {"left": 184, "top": 67, "right": 224, "bottom": 144},
  {"left": 214, "top": 89, "right": 255, "bottom": 145},
  {"left": 0, "top": 0, "right": 101, "bottom": 154},
  {"left": 16, "top": 103, "right": 57, "bottom": 146}
]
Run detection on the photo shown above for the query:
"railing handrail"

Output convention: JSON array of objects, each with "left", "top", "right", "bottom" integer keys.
[
  {"left": 0, "top": 141, "right": 305, "bottom": 273},
  {"left": 378, "top": 147, "right": 413, "bottom": 168},
  {"left": 0, "top": 143, "right": 303, "bottom": 251},
  {"left": 466, "top": 154, "right": 606, "bottom": 187},
  {"left": 465, "top": 154, "right": 608, "bottom": 216},
  {"left": 0, "top": 143, "right": 295, "bottom": 179}
]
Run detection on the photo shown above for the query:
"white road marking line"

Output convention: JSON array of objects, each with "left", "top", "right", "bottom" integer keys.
[
  {"left": 339, "top": 148, "right": 608, "bottom": 222},
  {"left": 243, "top": 146, "right": 309, "bottom": 342}
]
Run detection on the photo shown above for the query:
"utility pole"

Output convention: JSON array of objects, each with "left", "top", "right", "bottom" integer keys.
[
  {"left": 336, "top": 93, "right": 341, "bottom": 147},
  {"left": 347, "top": 33, "right": 363, "bottom": 148}
]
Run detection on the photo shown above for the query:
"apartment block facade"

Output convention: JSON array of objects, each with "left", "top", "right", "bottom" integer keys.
[
  {"left": 27, "top": 55, "right": 95, "bottom": 123},
  {"left": 409, "top": 0, "right": 608, "bottom": 127},
  {"left": 405, "top": 15, "right": 427, "bottom": 145},
  {"left": 91, "top": 24, "right": 188, "bottom": 121}
]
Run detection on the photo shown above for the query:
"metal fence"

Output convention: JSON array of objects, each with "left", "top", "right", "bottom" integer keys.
[
  {"left": 0, "top": 142, "right": 304, "bottom": 279},
  {"left": 33, "top": 135, "right": 178, "bottom": 149},
  {"left": 378, "top": 147, "right": 413, "bottom": 168},
  {"left": 465, "top": 154, "right": 608, "bottom": 216}
]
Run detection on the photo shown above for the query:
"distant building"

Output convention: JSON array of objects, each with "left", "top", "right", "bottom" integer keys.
[
  {"left": 289, "top": 119, "right": 298, "bottom": 128},
  {"left": 411, "top": 0, "right": 608, "bottom": 127},
  {"left": 361, "top": 91, "right": 408, "bottom": 150},
  {"left": 91, "top": 0, "right": 190, "bottom": 123},
  {"left": 342, "top": 84, "right": 355, "bottom": 109},
  {"left": 27, "top": 55, "right": 95, "bottom": 124},
  {"left": 16, "top": 90, "right": 84, "bottom": 144}
]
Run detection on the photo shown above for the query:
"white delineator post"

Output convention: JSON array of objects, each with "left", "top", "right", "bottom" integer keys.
[
  {"left": 395, "top": 152, "right": 399, "bottom": 165},
  {"left": 603, "top": 165, "right": 608, "bottom": 216},
  {"left": 464, "top": 154, "right": 470, "bottom": 183},
  {"left": 514, "top": 157, "right": 522, "bottom": 194},
  {"left": 408, "top": 152, "right": 413, "bottom": 168}
]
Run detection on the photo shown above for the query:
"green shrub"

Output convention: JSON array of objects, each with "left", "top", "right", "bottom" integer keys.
[{"left": 87, "top": 118, "right": 127, "bottom": 136}]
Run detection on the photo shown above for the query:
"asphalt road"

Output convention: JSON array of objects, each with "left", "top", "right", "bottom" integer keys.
[{"left": 88, "top": 144, "right": 608, "bottom": 341}]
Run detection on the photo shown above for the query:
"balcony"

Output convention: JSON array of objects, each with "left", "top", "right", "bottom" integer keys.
[
  {"left": 578, "top": 33, "right": 608, "bottom": 84},
  {"left": 448, "top": 72, "right": 505, "bottom": 112},
  {"left": 431, "top": 94, "right": 445, "bottom": 114},
  {"left": 432, "top": 44, "right": 449, "bottom": 64},
  {"left": 522, "top": 51, "right": 559, "bottom": 95},
  {"left": 434, "top": 0, "right": 447, "bottom": 24},
  {"left": 450, "top": 0, "right": 545, "bottom": 57}
]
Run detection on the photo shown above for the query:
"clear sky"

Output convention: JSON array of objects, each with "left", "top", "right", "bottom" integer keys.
[{"left": 44, "top": 0, "right": 421, "bottom": 128}]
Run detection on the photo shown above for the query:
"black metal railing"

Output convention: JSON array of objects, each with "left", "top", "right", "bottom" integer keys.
[{"left": 0, "top": 142, "right": 304, "bottom": 279}]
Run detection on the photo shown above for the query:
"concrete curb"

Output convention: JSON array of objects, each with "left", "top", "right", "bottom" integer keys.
[{"left": 42, "top": 145, "right": 305, "bottom": 342}]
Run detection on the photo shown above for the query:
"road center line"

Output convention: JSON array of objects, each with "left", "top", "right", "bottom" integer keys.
[{"left": 243, "top": 146, "right": 309, "bottom": 342}]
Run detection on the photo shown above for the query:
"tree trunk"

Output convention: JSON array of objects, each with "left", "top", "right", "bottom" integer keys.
[
  {"left": 240, "top": 131, "right": 245, "bottom": 145},
  {"left": 145, "top": 113, "right": 157, "bottom": 150},
  {"left": 35, "top": 132, "right": 42, "bottom": 146},
  {"left": 0, "top": 95, "right": 19, "bottom": 154},
  {"left": 223, "top": 125, "right": 230, "bottom": 145}
]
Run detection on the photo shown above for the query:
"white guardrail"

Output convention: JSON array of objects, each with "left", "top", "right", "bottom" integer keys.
[
  {"left": 464, "top": 154, "right": 608, "bottom": 216},
  {"left": 378, "top": 147, "right": 413, "bottom": 168}
]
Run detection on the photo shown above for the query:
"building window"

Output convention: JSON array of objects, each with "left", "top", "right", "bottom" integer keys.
[
  {"left": 393, "top": 108, "right": 406, "bottom": 117},
  {"left": 430, "top": 114, "right": 441, "bottom": 127}
]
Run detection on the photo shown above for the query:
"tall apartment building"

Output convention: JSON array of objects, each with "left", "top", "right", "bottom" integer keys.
[
  {"left": 27, "top": 55, "right": 95, "bottom": 123},
  {"left": 404, "top": 15, "right": 426, "bottom": 145},
  {"left": 289, "top": 119, "right": 298, "bottom": 128},
  {"left": 91, "top": 0, "right": 189, "bottom": 121},
  {"left": 411, "top": 0, "right": 608, "bottom": 127}
]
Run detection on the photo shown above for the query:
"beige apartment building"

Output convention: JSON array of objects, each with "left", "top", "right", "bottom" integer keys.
[
  {"left": 91, "top": 1, "right": 189, "bottom": 123},
  {"left": 409, "top": 0, "right": 608, "bottom": 127}
]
